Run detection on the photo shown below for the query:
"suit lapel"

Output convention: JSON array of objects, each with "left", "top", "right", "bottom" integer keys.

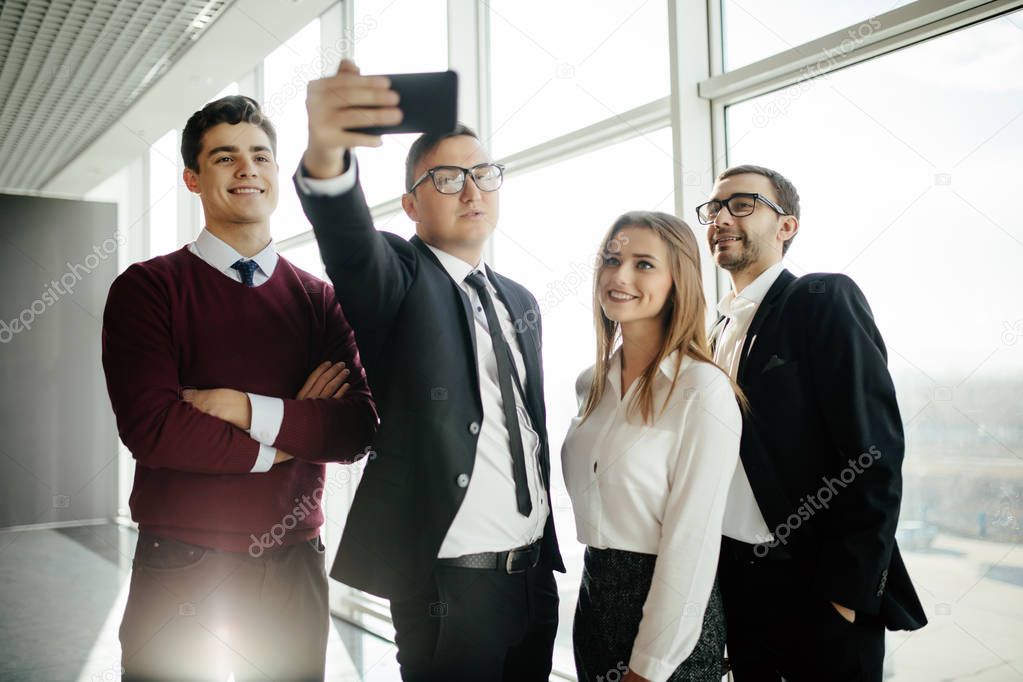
[
  {"left": 737, "top": 269, "right": 796, "bottom": 384},
  {"left": 411, "top": 236, "right": 479, "bottom": 388}
]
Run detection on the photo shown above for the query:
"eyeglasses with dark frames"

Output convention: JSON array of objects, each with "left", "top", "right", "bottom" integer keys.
[
  {"left": 695, "top": 192, "right": 789, "bottom": 225},
  {"left": 407, "top": 163, "right": 505, "bottom": 195}
]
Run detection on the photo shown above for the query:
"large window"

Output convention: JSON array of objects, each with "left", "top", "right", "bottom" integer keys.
[
  {"left": 489, "top": 0, "right": 669, "bottom": 156},
  {"left": 353, "top": 0, "right": 448, "bottom": 207},
  {"left": 147, "top": 130, "right": 180, "bottom": 256},
  {"left": 723, "top": 9, "right": 1023, "bottom": 681},
  {"left": 264, "top": 19, "right": 323, "bottom": 242},
  {"left": 721, "top": 0, "right": 917, "bottom": 70}
]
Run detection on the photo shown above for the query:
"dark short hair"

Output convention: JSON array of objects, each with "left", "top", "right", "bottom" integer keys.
[
  {"left": 404, "top": 123, "right": 481, "bottom": 192},
  {"left": 717, "top": 164, "right": 800, "bottom": 254},
  {"left": 181, "top": 95, "right": 277, "bottom": 173}
]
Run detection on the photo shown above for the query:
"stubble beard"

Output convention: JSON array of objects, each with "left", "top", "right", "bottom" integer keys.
[{"left": 716, "top": 237, "right": 760, "bottom": 273}]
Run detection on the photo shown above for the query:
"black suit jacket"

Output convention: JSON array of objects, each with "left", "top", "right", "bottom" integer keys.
[
  {"left": 723, "top": 268, "right": 926, "bottom": 631},
  {"left": 297, "top": 172, "right": 564, "bottom": 599}
]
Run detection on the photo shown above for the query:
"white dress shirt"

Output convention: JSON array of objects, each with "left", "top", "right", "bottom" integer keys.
[
  {"left": 423, "top": 245, "right": 549, "bottom": 557},
  {"left": 562, "top": 349, "right": 741, "bottom": 681},
  {"left": 187, "top": 228, "right": 283, "bottom": 473},
  {"left": 713, "top": 261, "right": 786, "bottom": 543},
  {"left": 294, "top": 163, "right": 549, "bottom": 557}
]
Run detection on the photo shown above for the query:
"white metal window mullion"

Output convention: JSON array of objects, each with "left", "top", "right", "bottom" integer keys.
[
  {"left": 706, "top": 0, "right": 732, "bottom": 303},
  {"left": 699, "top": 0, "right": 1023, "bottom": 106},
  {"left": 668, "top": 0, "right": 719, "bottom": 318}
]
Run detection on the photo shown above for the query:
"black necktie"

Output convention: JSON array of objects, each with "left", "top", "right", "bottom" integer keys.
[
  {"left": 231, "top": 259, "right": 258, "bottom": 287},
  {"left": 464, "top": 270, "right": 532, "bottom": 517}
]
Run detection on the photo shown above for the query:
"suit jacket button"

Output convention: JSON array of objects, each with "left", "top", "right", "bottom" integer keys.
[
  {"left": 468, "top": 421, "right": 480, "bottom": 435},
  {"left": 456, "top": 473, "right": 470, "bottom": 488}
]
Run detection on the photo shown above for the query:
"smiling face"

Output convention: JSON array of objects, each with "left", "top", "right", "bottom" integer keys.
[
  {"left": 182, "top": 122, "right": 279, "bottom": 232},
  {"left": 401, "top": 135, "right": 499, "bottom": 266},
  {"left": 597, "top": 225, "right": 674, "bottom": 327},
  {"left": 706, "top": 172, "right": 795, "bottom": 277}
]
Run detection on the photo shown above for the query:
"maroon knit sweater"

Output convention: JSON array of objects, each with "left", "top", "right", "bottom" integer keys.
[{"left": 102, "top": 247, "right": 377, "bottom": 551}]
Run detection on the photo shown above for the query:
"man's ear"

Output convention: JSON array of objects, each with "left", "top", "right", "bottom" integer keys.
[
  {"left": 183, "top": 167, "right": 200, "bottom": 195},
  {"left": 401, "top": 192, "right": 419, "bottom": 223},
  {"left": 779, "top": 215, "right": 799, "bottom": 247}
]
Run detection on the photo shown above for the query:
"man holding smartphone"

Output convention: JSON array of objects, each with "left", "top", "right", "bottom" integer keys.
[{"left": 296, "top": 60, "right": 564, "bottom": 681}]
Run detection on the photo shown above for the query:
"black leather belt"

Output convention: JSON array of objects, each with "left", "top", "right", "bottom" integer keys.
[{"left": 437, "top": 540, "right": 542, "bottom": 574}]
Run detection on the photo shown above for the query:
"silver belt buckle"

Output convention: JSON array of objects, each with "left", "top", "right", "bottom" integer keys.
[
  {"left": 505, "top": 543, "right": 537, "bottom": 574},
  {"left": 506, "top": 550, "right": 525, "bottom": 574}
]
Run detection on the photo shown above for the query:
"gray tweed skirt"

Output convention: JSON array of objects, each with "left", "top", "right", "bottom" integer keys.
[{"left": 573, "top": 546, "right": 726, "bottom": 682}]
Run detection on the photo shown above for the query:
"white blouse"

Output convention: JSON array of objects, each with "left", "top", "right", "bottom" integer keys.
[{"left": 562, "top": 348, "right": 742, "bottom": 682}]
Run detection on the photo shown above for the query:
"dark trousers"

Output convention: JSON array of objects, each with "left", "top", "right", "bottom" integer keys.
[
  {"left": 719, "top": 538, "right": 885, "bottom": 682},
  {"left": 388, "top": 562, "right": 560, "bottom": 681},
  {"left": 120, "top": 533, "right": 329, "bottom": 682}
]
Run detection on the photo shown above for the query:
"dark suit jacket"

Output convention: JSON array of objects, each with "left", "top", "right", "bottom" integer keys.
[
  {"left": 723, "top": 268, "right": 926, "bottom": 631},
  {"left": 297, "top": 172, "right": 565, "bottom": 599}
]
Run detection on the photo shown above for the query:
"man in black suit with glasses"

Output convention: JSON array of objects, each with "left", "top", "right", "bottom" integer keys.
[
  {"left": 294, "top": 59, "right": 564, "bottom": 681},
  {"left": 699, "top": 164, "right": 927, "bottom": 681}
]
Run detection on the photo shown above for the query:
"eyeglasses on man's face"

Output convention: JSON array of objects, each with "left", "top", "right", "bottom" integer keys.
[
  {"left": 695, "top": 192, "right": 788, "bottom": 225},
  {"left": 408, "top": 163, "right": 505, "bottom": 195}
]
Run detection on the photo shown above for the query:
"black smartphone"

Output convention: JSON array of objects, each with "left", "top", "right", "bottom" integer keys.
[{"left": 352, "top": 70, "right": 458, "bottom": 136}]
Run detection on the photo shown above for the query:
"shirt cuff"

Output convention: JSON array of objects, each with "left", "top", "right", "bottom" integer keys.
[
  {"left": 628, "top": 650, "right": 675, "bottom": 682},
  {"left": 295, "top": 153, "right": 358, "bottom": 196},
  {"left": 246, "top": 393, "right": 284, "bottom": 447},
  {"left": 250, "top": 443, "right": 277, "bottom": 473}
]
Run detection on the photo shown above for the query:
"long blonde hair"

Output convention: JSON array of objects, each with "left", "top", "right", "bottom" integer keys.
[{"left": 581, "top": 211, "right": 746, "bottom": 424}]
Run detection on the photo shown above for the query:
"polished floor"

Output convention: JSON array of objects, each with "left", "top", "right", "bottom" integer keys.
[
  {"left": 3, "top": 523, "right": 1022, "bottom": 681},
  {"left": 0, "top": 523, "right": 401, "bottom": 682}
]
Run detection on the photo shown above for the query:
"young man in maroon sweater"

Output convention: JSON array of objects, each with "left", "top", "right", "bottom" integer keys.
[{"left": 102, "top": 95, "right": 377, "bottom": 682}]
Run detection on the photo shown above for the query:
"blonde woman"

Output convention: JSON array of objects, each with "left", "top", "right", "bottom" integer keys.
[{"left": 563, "top": 211, "right": 743, "bottom": 682}]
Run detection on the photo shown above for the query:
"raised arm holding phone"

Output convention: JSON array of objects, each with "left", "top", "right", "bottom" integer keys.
[{"left": 297, "top": 59, "right": 565, "bottom": 681}]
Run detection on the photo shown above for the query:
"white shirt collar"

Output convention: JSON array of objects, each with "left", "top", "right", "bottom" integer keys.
[
  {"left": 424, "top": 242, "right": 490, "bottom": 287},
  {"left": 192, "top": 228, "right": 278, "bottom": 279},
  {"left": 716, "top": 261, "right": 786, "bottom": 320},
  {"left": 607, "top": 346, "right": 688, "bottom": 395}
]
